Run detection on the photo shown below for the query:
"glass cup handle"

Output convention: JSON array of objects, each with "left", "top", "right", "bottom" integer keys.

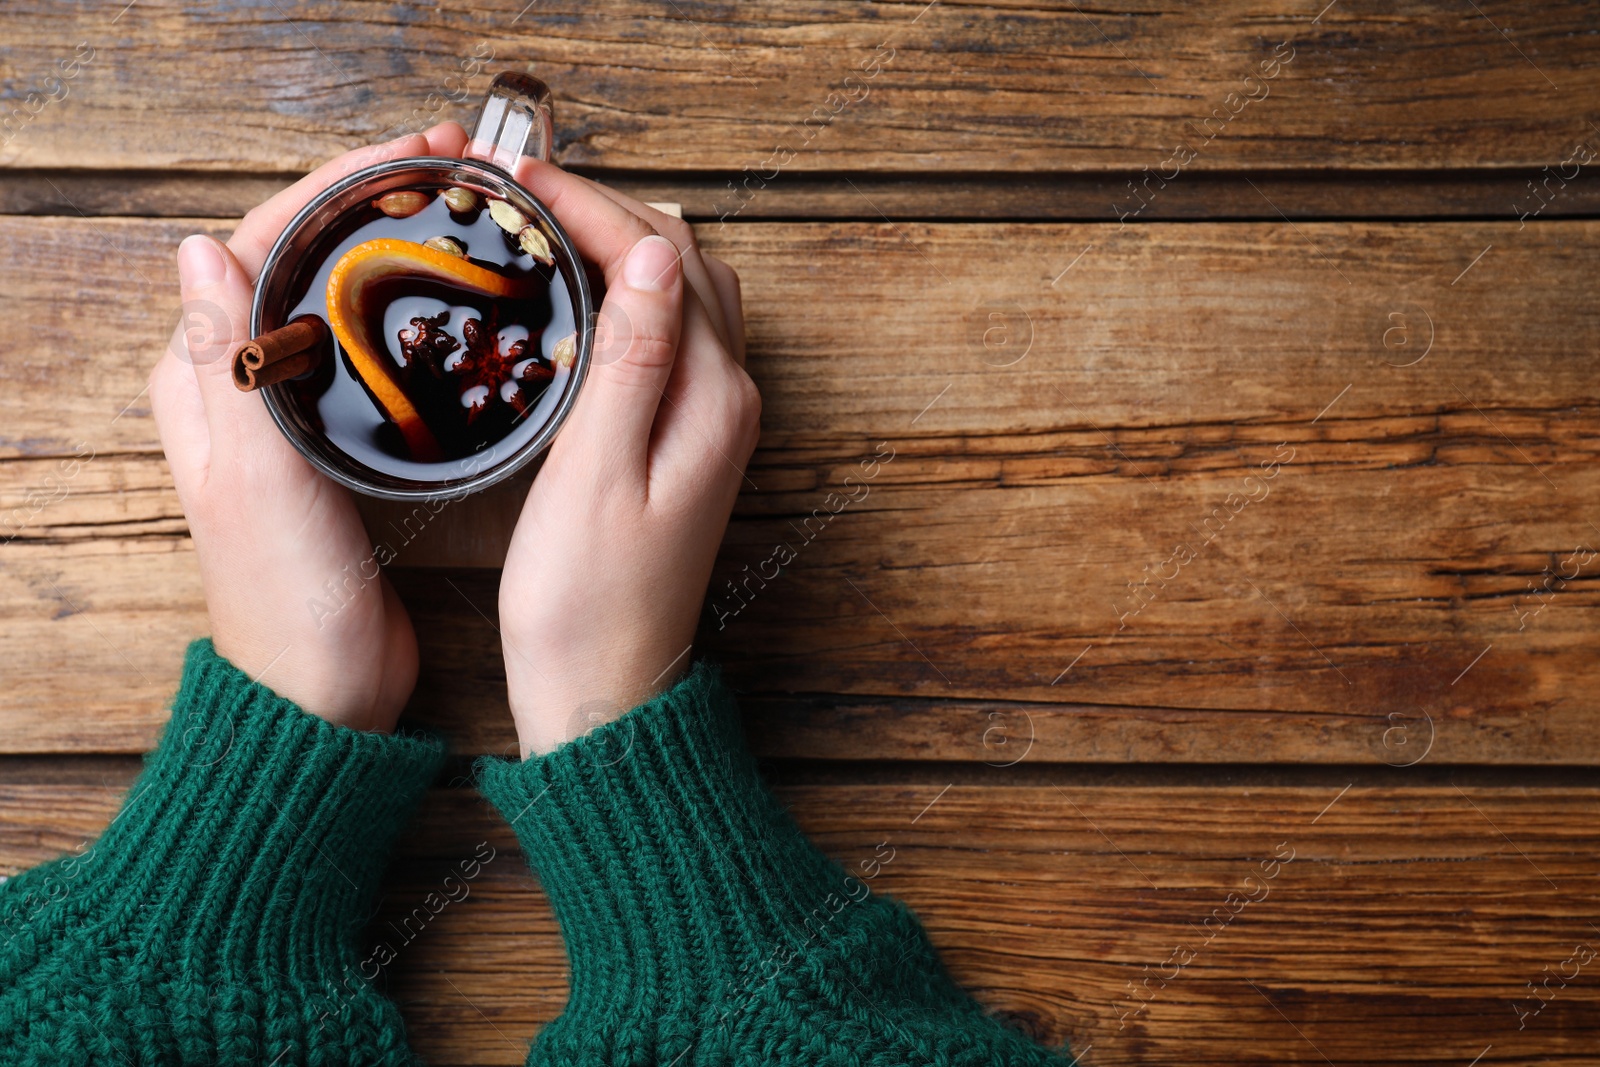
[{"left": 466, "top": 72, "right": 554, "bottom": 170}]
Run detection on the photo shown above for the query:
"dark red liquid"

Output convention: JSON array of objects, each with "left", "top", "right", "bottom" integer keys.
[{"left": 281, "top": 186, "right": 576, "bottom": 481}]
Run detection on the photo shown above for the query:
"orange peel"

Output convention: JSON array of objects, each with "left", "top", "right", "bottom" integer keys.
[{"left": 324, "top": 238, "right": 534, "bottom": 462}]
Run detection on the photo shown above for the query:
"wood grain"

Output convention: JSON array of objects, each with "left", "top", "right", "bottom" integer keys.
[
  {"left": 0, "top": 2, "right": 1596, "bottom": 175},
  {"left": 9, "top": 216, "right": 1600, "bottom": 456},
  {"left": 3, "top": 217, "right": 1599, "bottom": 762},
  {"left": 4, "top": 3, "right": 1592, "bottom": 1061},
  {"left": 5, "top": 775, "right": 1598, "bottom": 1066}
]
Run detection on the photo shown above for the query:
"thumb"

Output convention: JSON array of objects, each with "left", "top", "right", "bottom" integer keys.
[
  {"left": 563, "top": 233, "right": 685, "bottom": 471},
  {"left": 174, "top": 233, "right": 275, "bottom": 447}
]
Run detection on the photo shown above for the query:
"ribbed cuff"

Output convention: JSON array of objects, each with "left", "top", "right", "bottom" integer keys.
[
  {"left": 477, "top": 663, "right": 861, "bottom": 1022},
  {"left": 61, "top": 638, "right": 445, "bottom": 977}
]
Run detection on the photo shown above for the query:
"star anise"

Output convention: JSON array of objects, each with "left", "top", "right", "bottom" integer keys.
[
  {"left": 396, "top": 311, "right": 459, "bottom": 378},
  {"left": 450, "top": 310, "right": 553, "bottom": 423}
]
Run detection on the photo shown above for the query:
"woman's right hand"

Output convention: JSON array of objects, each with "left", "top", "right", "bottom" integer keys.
[
  {"left": 495, "top": 164, "right": 758, "bottom": 756},
  {"left": 150, "top": 124, "right": 470, "bottom": 733}
]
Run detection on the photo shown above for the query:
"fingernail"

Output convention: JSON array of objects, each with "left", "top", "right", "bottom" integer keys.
[
  {"left": 177, "top": 235, "right": 228, "bottom": 289},
  {"left": 623, "top": 234, "right": 680, "bottom": 292}
]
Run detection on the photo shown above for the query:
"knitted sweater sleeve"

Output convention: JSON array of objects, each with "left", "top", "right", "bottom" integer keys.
[
  {"left": 476, "top": 662, "right": 1076, "bottom": 1067},
  {"left": 0, "top": 639, "right": 445, "bottom": 1067}
]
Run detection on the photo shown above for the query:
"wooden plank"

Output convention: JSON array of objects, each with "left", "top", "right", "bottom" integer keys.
[
  {"left": 6, "top": 436, "right": 1599, "bottom": 766},
  {"left": 0, "top": 218, "right": 232, "bottom": 460},
  {"left": 8, "top": 217, "right": 1600, "bottom": 457},
  {"left": 5, "top": 775, "right": 1598, "bottom": 1065},
  {"left": 3, "top": 217, "right": 1600, "bottom": 762},
  {"left": 10, "top": 540, "right": 1600, "bottom": 768},
  {"left": 0, "top": 2, "right": 1597, "bottom": 175}
]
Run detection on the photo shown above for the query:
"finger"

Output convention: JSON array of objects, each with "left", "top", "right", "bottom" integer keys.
[
  {"left": 660, "top": 241, "right": 730, "bottom": 355},
  {"left": 651, "top": 300, "right": 760, "bottom": 489},
  {"left": 501, "top": 158, "right": 747, "bottom": 407},
  {"left": 649, "top": 237, "right": 734, "bottom": 358},
  {"left": 227, "top": 131, "right": 439, "bottom": 276},
  {"left": 668, "top": 281, "right": 736, "bottom": 395},
  {"left": 701, "top": 253, "right": 746, "bottom": 365},
  {"left": 506, "top": 161, "right": 741, "bottom": 369},
  {"left": 643, "top": 263, "right": 739, "bottom": 440},
  {"left": 422, "top": 120, "right": 469, "bottom": 158},
  {"left": 149, "top": 350, "right": 212, "bottom": 500},
  {"left": 175, "top": 234, "right": 284, "bottom": 453},
  {"left": 569, "top": 181, "right": 733, "bottom": 354},
  {"left": 512, "top": 160, "right": 742, "bottom": 374},
  {"left": 560, "top": 234, "right": 685, "bottom": 471},
  {"left": 507, "top": 157, "right": 657, "bottom": 282}
]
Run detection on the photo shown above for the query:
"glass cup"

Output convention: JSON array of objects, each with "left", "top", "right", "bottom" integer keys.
[{"left": 248, "top": 73, "right": 594, "bottom": 501}]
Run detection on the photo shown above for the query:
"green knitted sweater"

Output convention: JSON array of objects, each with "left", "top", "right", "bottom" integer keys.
[
  {"left": 0, "top": 641, "right": 1074, "bottom": 1066},
  {"left": 0, "top": 640, "right": 445, "bottom": 1065}
]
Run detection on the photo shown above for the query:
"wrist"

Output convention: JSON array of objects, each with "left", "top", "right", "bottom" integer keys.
[
  {"left": 506, "top": 673, "right": 634, "bottom": 758},
  {"left": 504, "top": 640, "right": 691, "bottom": 757},
  {"left": 209, "top": 631, "right": 410, "bottom": 734}
]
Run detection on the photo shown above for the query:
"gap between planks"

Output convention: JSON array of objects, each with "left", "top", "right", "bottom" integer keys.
[
  {"left": 6, "top": 753, "right": 1599, "bottom": 791},
  {"left": 3, "top": 169, "right": 1599, "bottom": 222}
]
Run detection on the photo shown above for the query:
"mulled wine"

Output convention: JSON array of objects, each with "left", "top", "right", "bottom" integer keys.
[{"left": 277, "top": 181, "right": 578, "bottom": 480}]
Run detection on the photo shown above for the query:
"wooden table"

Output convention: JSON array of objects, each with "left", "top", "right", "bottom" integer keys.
[{"left": 4, "top": 3, "right": 1599, "bottom": 1064}]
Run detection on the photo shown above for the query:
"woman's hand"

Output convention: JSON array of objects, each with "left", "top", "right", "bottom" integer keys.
[
  {"left": 149, "top": 123, "right": 470, "bottom": 732},
  {"left": 497, "top": 164, "right": 758, "bottom": 755}
]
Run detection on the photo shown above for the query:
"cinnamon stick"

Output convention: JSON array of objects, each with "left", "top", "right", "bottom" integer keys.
[{"left": 232, "top": 315, "right": 331, "bottom": 391}]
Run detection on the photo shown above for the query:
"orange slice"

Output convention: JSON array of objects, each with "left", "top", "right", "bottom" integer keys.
[{"left": 324, "top": 238, "right": 534, "bottom": 463}]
